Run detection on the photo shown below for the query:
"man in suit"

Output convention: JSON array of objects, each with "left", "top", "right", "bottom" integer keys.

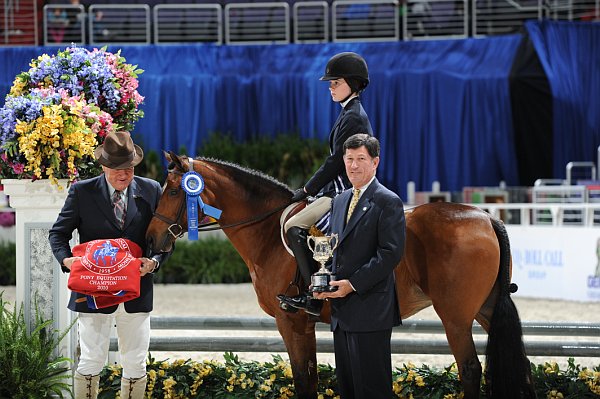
[
  {"left": 49, "top": 131, "right": 170, "bottom": 399},
  {"left": 314, "top": 134, "right": 405, "bottom": 399},
  {"left": 279, "top": 52, "right": 373, "bottom": 317}
]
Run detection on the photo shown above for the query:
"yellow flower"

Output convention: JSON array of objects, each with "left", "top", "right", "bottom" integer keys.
[
  {"left": 544, "top": 361, "right": 559, "bottom": 374},
  {"left": 325, "top": 388, "right": 334, "bottom": 396},
  {"left": 162, "top": 377, "right": 176, "bottom": 389},
  {"left": 227, "top": 385, "right": 234, "bottom": 392},
  {"left": 9, "top": 76, "right": 26, "bottom": 96},
  {"left": 546, "top": 389, "right": 564, "bottom": 399},
  {"left": 415, "top": 375, "right": 425, "bottom": 387}
]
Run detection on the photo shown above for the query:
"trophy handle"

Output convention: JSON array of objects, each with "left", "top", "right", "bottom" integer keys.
[
  {"left": 330, "top": 233, "right": 339, "bottom": 251},
  {"left": 307, "top": 235, "right": 316, "bottom": 254}
]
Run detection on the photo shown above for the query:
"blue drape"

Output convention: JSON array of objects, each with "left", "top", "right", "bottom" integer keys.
[
  {"left": 526, "top": 20, "right": 600, "bottom": 178},
  {"left": 2, "top": 21, "right": 597, "bottom": 199}
]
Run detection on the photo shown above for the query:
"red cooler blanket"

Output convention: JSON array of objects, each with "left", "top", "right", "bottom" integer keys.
[{"left": 68, "top": 238, "right": 142, "bottom": 309}]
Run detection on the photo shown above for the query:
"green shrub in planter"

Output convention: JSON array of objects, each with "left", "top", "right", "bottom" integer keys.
[
  {"left": 155, "top": 238, "right": 250, "bottom": 284},
  {"left": 0, "top": 294, "right": 73, "bottom": 398}
]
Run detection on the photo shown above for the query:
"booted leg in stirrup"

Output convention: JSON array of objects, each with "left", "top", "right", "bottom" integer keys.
[{"left": 279, "top": 226, "right": 323, "bottom": 316}]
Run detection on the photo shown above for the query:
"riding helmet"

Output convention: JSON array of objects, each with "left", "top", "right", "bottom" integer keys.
[{"left": 320, "top": 52, "right": 369, "bottom": 92}]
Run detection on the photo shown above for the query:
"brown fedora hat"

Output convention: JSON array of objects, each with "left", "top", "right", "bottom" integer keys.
[{"left": 94, "top": 131, "right": 144, "bottom": 169}]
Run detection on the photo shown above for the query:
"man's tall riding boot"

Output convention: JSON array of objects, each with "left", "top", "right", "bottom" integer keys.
[
  {"left": 121, "top": 375, "right": 147, "bottom": 399},
  {"left": 73, "top": 371, "right": 99, "bottom": 399},
  {"left": 279, "top": 226, "right": 323, "bottom": 316}
]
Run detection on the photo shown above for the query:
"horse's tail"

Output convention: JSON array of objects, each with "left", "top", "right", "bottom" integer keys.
[{"left": 485, "top": 218, "right": 537, "bottom": 399}]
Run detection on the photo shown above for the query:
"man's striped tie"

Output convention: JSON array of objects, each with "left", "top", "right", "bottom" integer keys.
[{"left": 112, "top": 190, "right": 126, "bottom": 229}]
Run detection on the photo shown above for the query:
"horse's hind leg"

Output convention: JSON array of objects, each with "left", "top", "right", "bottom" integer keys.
[{"left": 443, "top": 323, "right": 482, "bottom": 399}]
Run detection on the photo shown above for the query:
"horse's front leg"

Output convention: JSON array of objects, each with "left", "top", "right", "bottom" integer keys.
[{"left": 275, "top": 313, "right": 318, "bottom": 399}]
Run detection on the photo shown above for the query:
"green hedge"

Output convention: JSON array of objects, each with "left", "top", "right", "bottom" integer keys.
[
  {"left": 154, "top": 238, "right": 250, "bottom": 284},
  {"left": 198, "top": 132, "right": 328, "bottom": 189},
  {"left": 136, "top": 132, "right": 329, "bottom": 189}
]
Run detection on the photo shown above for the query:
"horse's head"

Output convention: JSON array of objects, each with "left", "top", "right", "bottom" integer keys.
[
  {"left": 147, "top": 150, "right": 296, "bottom": 254},
  {"left": 146, "top": 151, "right": 191, "bottom": 253}
]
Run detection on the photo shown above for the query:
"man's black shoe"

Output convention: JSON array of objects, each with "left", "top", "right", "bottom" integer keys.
[{"left": 279, "top": 294, "right": 323, "bottom": 317}]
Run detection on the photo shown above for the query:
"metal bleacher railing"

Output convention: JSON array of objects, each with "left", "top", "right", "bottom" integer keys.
[{"left": 32, "top": 0, "right": 600, "bottom": 47}]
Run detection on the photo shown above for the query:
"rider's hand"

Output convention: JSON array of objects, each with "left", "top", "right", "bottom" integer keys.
[{"left": 291, "top": 188, "right": 308, "bottom": 203}]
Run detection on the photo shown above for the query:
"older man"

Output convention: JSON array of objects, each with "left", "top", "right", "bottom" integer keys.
[{"left": 49, "top": 131, "right": 170, "bottom": 399}]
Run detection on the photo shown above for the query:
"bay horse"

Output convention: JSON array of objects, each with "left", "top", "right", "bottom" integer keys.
[{"left": 145, "top": 152, "right": 536, "bottom": 399}]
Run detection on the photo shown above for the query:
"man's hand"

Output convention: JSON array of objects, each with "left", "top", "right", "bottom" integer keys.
[
  {"left": 291, "top": 188, "right": 308, "bottom": 203},
  {"left": 62, "top": 257, "right": 81, "bottom": 271},
  {"left": 313, "top": 279, "right": 354, "bottom": 300},
  {"left": 139, "top": 257, "right": 158, "bottom": 276}
]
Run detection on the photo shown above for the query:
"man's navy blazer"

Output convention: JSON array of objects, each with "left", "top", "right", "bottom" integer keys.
[
  {"left": 329, "top": 178, "right": 405, "bottom": 332},
  {"left": 49, "top": 175, "right": 168, "bottom": 314}
]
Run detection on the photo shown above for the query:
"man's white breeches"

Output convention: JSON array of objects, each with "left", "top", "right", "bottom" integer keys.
[{"left": 76, "top": 304, "right": 150, "bottom": 379}]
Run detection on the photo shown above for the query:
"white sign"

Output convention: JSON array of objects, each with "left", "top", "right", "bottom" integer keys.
[{"left": 507, "top": 226, "right": 600, "bottom": 302}]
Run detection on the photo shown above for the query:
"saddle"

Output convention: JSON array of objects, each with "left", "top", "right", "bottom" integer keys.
[
  {"left": 279, "top": 200, "right": 307, "bottom": 255},
  {"left": 279, "top": 200, "right": 326, "bottom": 253}
]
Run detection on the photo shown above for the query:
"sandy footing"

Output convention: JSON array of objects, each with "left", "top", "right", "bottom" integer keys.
[{"left": 2, "top": 284, "right": 599, "bottom": 369}]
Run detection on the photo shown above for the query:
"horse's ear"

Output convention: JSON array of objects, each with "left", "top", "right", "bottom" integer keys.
[
  {"left": 168, "top": 150, "right": 184, "bottom": 171},
  {"left": 163, "top": 150, "right": 171, "bottom": 162}
]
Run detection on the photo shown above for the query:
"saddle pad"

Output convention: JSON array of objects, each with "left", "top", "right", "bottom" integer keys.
[{"left": 68, "top": 238, "right": 142, "bottom": 309}]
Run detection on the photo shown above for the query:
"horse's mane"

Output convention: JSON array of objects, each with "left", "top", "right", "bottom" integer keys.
[{"left": 171, "top": 156, "right": 293, "bottom": 199}]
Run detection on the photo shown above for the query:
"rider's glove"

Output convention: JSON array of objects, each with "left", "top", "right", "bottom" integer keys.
[{"left": 291, "top": 188, "right": 309, "bottom": 203}]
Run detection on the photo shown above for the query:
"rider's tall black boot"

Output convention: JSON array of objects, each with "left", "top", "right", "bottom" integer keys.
[{"left": 279, "top": 226, "right": 323, "bottom": 316}]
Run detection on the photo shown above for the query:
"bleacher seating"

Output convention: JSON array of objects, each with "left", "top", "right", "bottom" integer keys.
[{"left": 2, "top": 0, "right": 598, "bottom": 46}]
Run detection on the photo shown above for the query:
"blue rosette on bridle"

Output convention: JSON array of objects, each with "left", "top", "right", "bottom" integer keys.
[{"left": 181, "top": 167, "right": 222, "bottom": 240}]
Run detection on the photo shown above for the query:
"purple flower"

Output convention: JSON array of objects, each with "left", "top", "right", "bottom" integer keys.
[{"left": 0, "top": 211, "right": 15, "bottom": 227}]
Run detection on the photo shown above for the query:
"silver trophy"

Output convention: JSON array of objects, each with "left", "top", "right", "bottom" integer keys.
[{"left": 308, "top": 234, "right": 339, "bottom": 292}]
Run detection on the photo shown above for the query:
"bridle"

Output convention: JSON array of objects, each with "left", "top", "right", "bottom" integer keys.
[{"left": 152, "top": 167, "right": 292, "bottom": 240}]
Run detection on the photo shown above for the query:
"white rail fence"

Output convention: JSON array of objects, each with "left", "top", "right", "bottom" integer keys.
[{"left": 108, "top": 316, "right": 600, "bottom": 357}]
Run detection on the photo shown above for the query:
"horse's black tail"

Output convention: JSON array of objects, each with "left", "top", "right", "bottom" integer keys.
[{"left": 485, "top": 219, "right": 537, "bottom": 399}]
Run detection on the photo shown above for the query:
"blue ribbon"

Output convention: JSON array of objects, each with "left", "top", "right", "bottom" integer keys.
[{"left": 181, "top": 170, "right": 221, "bottom": 240}]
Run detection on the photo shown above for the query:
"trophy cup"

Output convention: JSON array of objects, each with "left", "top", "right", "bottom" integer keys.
[{"left": 307, "top": 234, "right": 339, "bottom": 292}]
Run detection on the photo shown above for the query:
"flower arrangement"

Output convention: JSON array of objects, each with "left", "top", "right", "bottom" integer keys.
[
  {"left": 97, "top": 353, "right": 600, "bottom": 399},
  {"left": 0, "top": 45, "right": 144, "bottom": 187}
]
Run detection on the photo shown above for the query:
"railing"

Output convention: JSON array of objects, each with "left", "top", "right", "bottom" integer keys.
[
  {"left": 32, "top": 0, "right": 600, "bottom": 47},
  {"left": 1, "top": 0, "right": 37, "bottom": 46},
  {"left": 108, "top": 316, "right": 600, "bottom": 357}
]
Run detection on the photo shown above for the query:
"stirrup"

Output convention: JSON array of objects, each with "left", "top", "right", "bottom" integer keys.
[{"left": 277, "top": 281, "right": 302, "bottom": 313}]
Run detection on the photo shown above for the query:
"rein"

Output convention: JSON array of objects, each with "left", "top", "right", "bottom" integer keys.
[{"left": 152, "top": 164, "right": 292, "bottom": 238}]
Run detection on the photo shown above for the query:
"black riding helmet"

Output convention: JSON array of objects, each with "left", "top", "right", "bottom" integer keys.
[{"left": 319, "top": 52, "right": 369, "bottom": 93}]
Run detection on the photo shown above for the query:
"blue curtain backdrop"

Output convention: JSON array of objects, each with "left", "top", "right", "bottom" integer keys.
[
  {"left": 1, "top": 20, "right": 598, "bottom": 199},
  {"left": 526, "top": 20, "right": 600, "bottom": 179}
]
